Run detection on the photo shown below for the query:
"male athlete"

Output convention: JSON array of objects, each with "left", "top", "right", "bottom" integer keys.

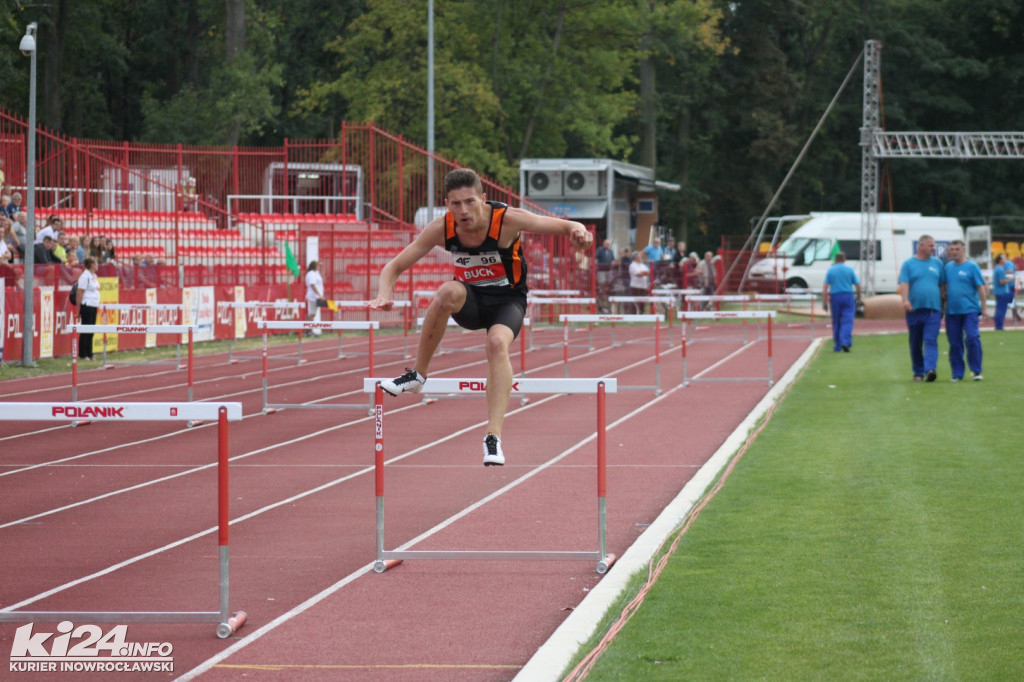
[{"left": 369, "top": 168, "right": 593, "bottom": 466}]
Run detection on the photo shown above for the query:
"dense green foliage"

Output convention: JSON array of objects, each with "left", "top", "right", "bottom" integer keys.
[{"left": 2, "top": 0, "right": 1023, "bottom": 250}]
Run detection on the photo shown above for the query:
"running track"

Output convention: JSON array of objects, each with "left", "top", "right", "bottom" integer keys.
[{"left": 0, "top": 316, "right": 851, "bottom": 681}]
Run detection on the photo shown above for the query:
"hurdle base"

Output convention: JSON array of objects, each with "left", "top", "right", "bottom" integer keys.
[
  {"left": 263, "top": 407, "right": 278, "bottom": 414},
  {"left": 186, "top": 420, "right": 203, "bottom": 428},
  {"left": 378, "top": 549, "right": 605, "bottom": 567},
  {"left": 71, "top": 420, "right": 91, "bottom": 428},
  {"left": 373, "top": 559, "right": 404, "bottom": 573},
  {"left": 597, "top": 553, "right": 617, "bottom": 574},
  {"left": 216, "top": 610, "right": 248, "bottom": 639}
]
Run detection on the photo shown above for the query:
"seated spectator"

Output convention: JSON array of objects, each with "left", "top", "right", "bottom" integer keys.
[
  {"left": 64, "top": 249, "right": 79, "bottom": 267},
  {"left": 34, "top": 235, "right": 58, "bottom": 264},
  {"left": 54, "top": 231, "right": 69, "bottom": 262},
  {"left": 1, "top": 193, "right": 10, "bottom": 217},
  {"left": 1, "top": 216, "right": 21, "bottom": 261},
  {"left": 10, "top": 211, "right": 27, "bottom": 247},
  {"left": 0, "top": 231, "right": 10, "bottom": 263},
  {"left": 69, "top": 235, "right": 86, "bottom": 264},
  {"left": 87, "top": 235, "right": 103, "bottom": 261},
  {"left": 6, "top": 191, "right": 22, "bottom": 219},
  {"left": 102, "top": 235, "right": 117, "bottom": 263}
]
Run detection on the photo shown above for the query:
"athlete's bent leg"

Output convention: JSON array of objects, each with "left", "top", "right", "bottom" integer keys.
[{"left": 415, "top": 281, "right": 467, "bottom": 377}]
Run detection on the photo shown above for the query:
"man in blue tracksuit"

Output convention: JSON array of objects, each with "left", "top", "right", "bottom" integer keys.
[
  {"left": 898, "top": 235, "right": 945, "bottom": 382},
  {"left": 943, "top": 240, "right": 987, "bottom": 381},
  {"left": 821, "top": 251, "right": 861, "bottom": 352}
]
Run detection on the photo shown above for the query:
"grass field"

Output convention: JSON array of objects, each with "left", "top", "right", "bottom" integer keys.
[{"left": 573, "top": 330, "right": 1024, "bottom": 681}]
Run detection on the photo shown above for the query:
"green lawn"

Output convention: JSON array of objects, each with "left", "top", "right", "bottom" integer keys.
[{"left": 575, "top": 331, "right": 1024, "bottom": 681}]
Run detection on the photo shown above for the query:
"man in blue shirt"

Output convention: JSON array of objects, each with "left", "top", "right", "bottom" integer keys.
[
  {"left": 943, "top": 240, "right": 987, "bottom": 381},
  {"left": 992, "top": 254, "right": 1014, "bottom": 330},
  {"left": 898, "top": 235, "right": 945, "bottom": 382},
  {"left": 821, "top": 251, "right": 861, "bottom": 352}
]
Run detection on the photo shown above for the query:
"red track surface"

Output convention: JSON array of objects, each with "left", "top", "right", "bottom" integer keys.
[{"left": 1, "top": 317, "right": 896, "bottom": 680}]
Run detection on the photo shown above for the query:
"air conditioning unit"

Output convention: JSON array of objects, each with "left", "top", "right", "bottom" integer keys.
[
  {"left": 526, "top": 170, "right": 563, "bottom": 198},
  {"left": 563, "top": 170, "right": 602, "bottom": 197}
]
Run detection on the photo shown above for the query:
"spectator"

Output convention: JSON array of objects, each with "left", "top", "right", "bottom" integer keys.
[
  {"left": 682, "top": 252, "right": 698, "bottom": 288},
  {"left": 101, "top": 235, "right": 117, "bottom": 264},
  {"left": 663, "top": 237, "right": 677, "bottom": 261},
  {"left": 821, "top": 252, "right": 861, "bottom": 352},
  {"left": 35, "top": 215, "right": 62, "bottom": 244},
  {"left": 898, "top": 234, "right": 945, "bottom": 382},
  {"left": 54, "top": 231, "right": 70, "bottom": 262},
  {"left": 1, "top": 216, "right": 21, "bottom": 261},
  {"left": 87, "top": 235, "right": 103, "bottom": 261},
  {"left": 0, "top": 157, "right": 5, "bottom": 194},
  {"left": 64, "top": 249, "right": 79, "bottom": 267},
  {"left": 628, "top": 251, "right": 650, "bottom": 314},
  {"left": 76, "top": 257, "right": 100, "bottom": 361},
  {"left": 10, "top": 211, "right": 27, "bottom": 247},
  {"left": 34, "top": 235, "right": 58, "bottom": 264},
  {"left": 69, "top": 235, "right": 86, "bottom": 264},
  {"left": 644, "top": 236, "right": 664, "bottom": 264},
  {"left": 699, "top": 251, "right": 717, "bottom": 299},
  {"left": 1, "top": 193, "right": 10, "bottom": 217},
  {"left": 0, "top": 224, "right": 10, "bottom": 263},
  {"left": 6, "top": 191, "right": 22, "bottom": 219},
  {"left": 943, "top": 240, "right": 986, "bottom": 381},
  {"left": 182, "top": 176, "right": 198, "bottom": 212},
  {"left": 305, "top": 259, "right": 325, "bottom": 334},
  {"left": 595, "top": 239, "right": 615, "bottom": 313}
]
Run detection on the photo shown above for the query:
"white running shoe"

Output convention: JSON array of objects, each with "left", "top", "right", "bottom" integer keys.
[
  {"left": 380, "top": 368, "right": 425, "bottom": 396},
  {"left": 482, "top": 434, "right": 504, "bottom": 467}
]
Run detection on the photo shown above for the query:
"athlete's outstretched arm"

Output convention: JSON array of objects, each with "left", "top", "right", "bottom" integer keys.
[
  {"left": 370, "top": 220, "right": 445, "bottom": 310},
  {"left": 501, "top": 207, "right": 592, "bottom": 251}
]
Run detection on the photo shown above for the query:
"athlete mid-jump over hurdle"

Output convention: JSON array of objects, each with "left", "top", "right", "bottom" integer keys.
[{"left": 369, "top": 168, "right": 592, "bottom": 467}]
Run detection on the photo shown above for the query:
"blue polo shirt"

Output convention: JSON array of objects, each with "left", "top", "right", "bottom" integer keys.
[
  {"left": 993, "top": 264, "right": 1011, "bottom": 297},
  {"left": 823, "top": 262, "right": 859, "bottom": 294},
  {"left": 944, "top": 259, "right": 985, "bottom": 314},
  {"left": 898, "top": 256, "right": 945, "bottom": 311}
]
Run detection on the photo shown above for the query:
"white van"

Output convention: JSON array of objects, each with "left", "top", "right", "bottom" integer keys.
[{"left": 746, "top": 212, "right": 966, "bottom": 294}]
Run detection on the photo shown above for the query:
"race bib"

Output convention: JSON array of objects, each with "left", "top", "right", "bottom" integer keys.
[{"left": 453, "top": 251, "right": 509, "bottom": 287}]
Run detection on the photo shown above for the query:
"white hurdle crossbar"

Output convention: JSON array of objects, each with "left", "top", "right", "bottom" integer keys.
[
  {"left": 259, "top": 320, "right": 379, "bottom": 413},
  {"left": 750, "top": 293, "right": 819, "bottom": 339},
  {"left": 217, "top": 301, "right": 305, "bottom": 363},
  {"left": 70, "top": 325, "right": 196, "bottom": 404},
  {"left": 678, "top": 310, "right": 775, "bottom": 386},
  {"left": 607, "top": 296, "right": 677, "bottom": 330},
  {"left": 98, "top": 303, "right": 185, "bottom": 366},
  {"left": 362, "top": 377, "right": 618, "bottom": 574},
  {"left": 527, "top": 297, "right": 597, "bottom": 350},
  {"left": 560, "top": 314, "right": 664, "bottom": 394},
  {"left": 0, "top": 402, "right": 247, "bottom": 638}
]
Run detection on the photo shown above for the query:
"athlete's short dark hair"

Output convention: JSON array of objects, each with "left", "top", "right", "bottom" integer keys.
[{"left": 444, "top": 168, "right": 483, "bottom": 195}]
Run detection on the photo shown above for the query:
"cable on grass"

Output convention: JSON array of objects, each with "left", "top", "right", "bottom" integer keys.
[{"left": 562, "top": 343, "right": 822, "bottom": 681}]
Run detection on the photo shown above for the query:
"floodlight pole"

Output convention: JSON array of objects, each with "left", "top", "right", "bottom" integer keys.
[{"left": 20, "top": 22, "right": 38, "bottom": 367}]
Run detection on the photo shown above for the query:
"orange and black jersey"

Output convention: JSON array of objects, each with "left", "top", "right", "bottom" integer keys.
[{"left": 445, "top": 201, "right": 527, "bottom": 294}]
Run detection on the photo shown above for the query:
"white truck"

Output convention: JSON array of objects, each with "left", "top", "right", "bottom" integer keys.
[{"left": 745, "top": 212, "right": 977, "bottom": 294}]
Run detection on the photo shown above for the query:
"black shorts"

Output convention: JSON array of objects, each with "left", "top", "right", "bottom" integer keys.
[{"left": 452, "top": 284, "right": 528, "bottom": 338}]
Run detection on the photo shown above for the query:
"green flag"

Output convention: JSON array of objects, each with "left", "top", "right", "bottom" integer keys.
[
  {"left": 284, "top": 241, "right": 301, "bottom": 277},
  {"left": 830, "top": 240, "right": 841, "bottom": 261}
]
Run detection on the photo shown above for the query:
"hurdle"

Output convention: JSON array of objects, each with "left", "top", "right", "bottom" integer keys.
[
  {"left": 607, "top": 296, "right": 677, "bottom": 328},
  {"left": 70, "top": 325, "right": 196, "bottom": 403},
  {"left": 260, "top": 319, "right": 378, "bottom": 413},
  {"left": 329, "top": 299, "right": 412, "bottom": 357},
  {"left": 97, "top": 303, "right": 186, "bottom": 366},
  {"left": 362, "top": 377, "right": 618, "bottom": 574},
  {"left": 527, "top": 296, "right": 597, "bottom": 350},
  {"left": 217, "top": 301, "right": 305, "bottom": 364},
  {"left": 0, "top": 402, "right": 247, "bottom": 638},
  {"left": 560, "top": 314, "right": 664, "bottom": 394},
  {"left": 415, "top": 316, "right": 531, "bottom": 377},
  {"left": 750, "top": 293, "right": 819, "bottom": 338},
  {"left": 679, "top": 310, "right": 775, "bottom": 386},
  {"left": 684, "top": 293, "right": 752, "bottom": 312}
]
